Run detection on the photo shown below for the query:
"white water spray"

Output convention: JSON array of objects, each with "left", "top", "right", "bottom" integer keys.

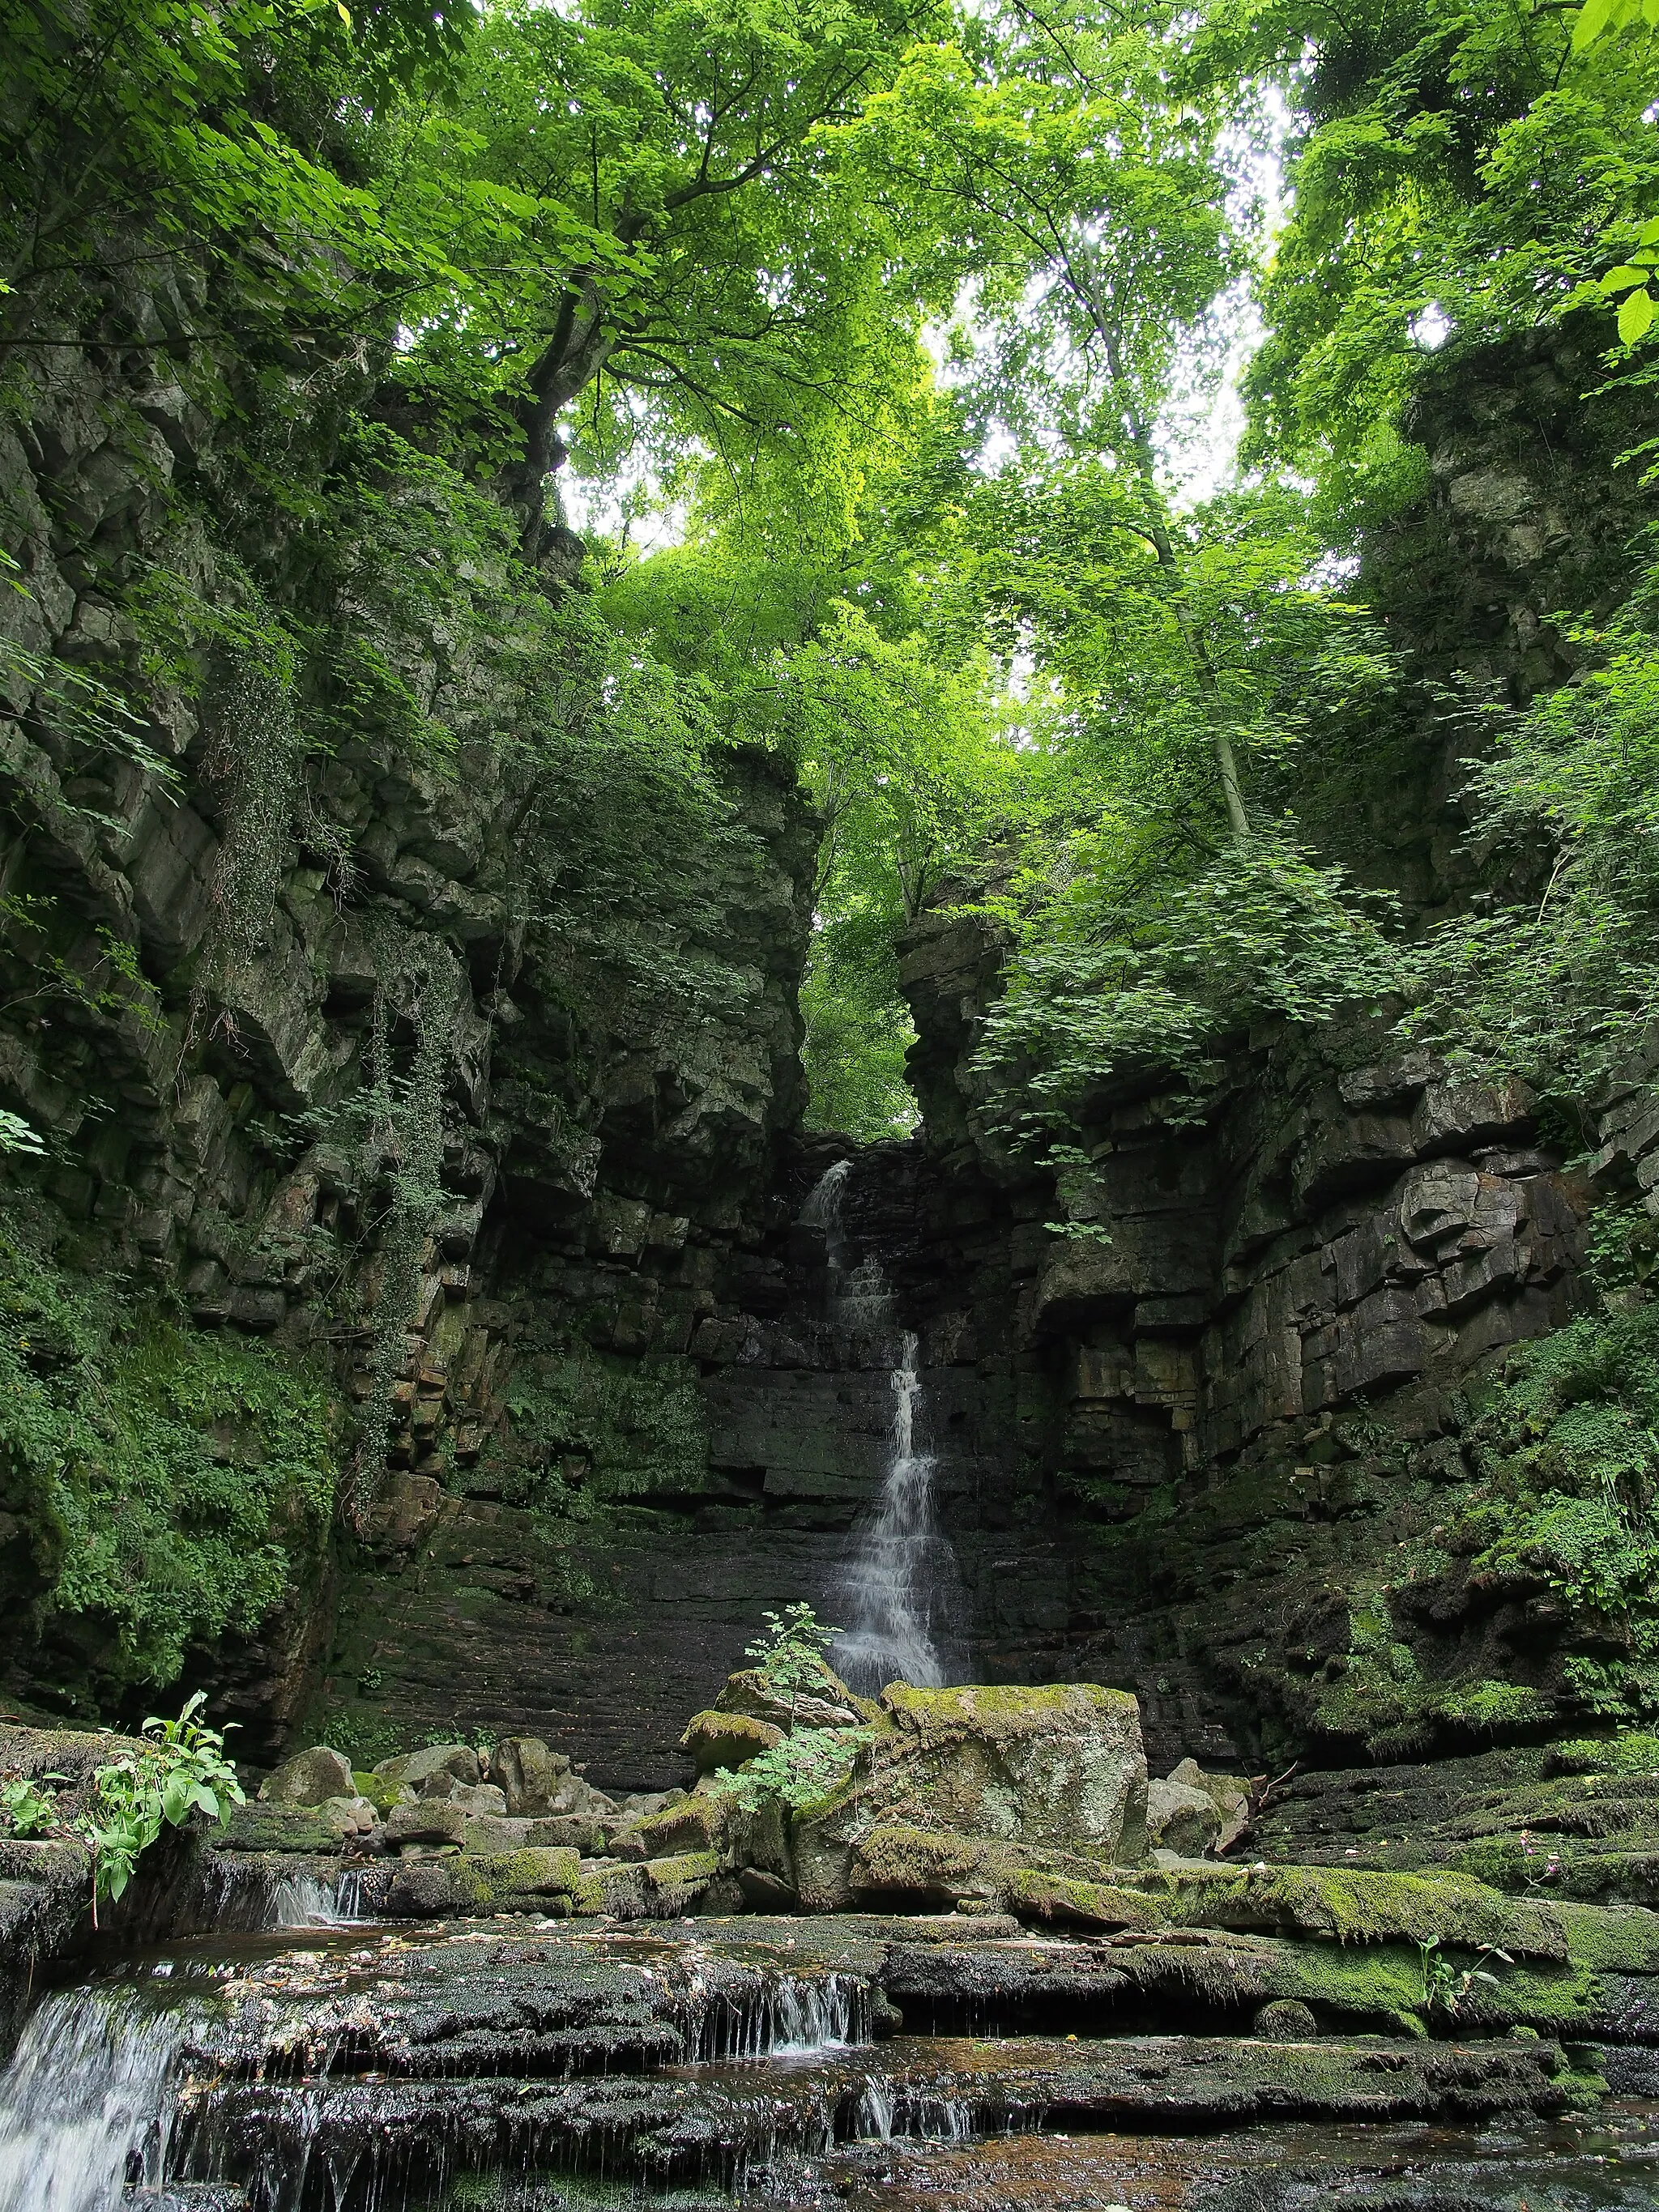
[
  {"left": 800, "top": 1161, "right": 966, "bottom": 1694},
  {"left": 0, "top": 1981, "right": 190, "bottom": 2212},
  {"left": 834, "top": 1328, "right": 961, "bottom": 1693}
]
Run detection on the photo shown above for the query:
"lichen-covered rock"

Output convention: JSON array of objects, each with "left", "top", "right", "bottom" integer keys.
[
  {"left": 1146, "top": 1775, "right": 1222, "bottom": 1858},
  {"left": 793, "top": 1681, "right": 1148, "bottom": 1911},
  {"left": 680, "top": 1708, "right": 784, "bottom": 1775},
  {"left": 258, "top": 1746, "right": 354, "bottom": 1806},
  {"left": 375, "top": 1745, "right": 480, "bottom": 1796},
  {"left": 1167, "top": 1758, "right": 1252, "bottom": 1853},
  {"left": 386, "top": 1800, "right": 467, "bottom": 1852},
  {"left": 489, "top": 1737, "right": 569, "bottom": 1815},
  {"left": 628, "top": 1793, "right": 728, "bottom": 1860}
]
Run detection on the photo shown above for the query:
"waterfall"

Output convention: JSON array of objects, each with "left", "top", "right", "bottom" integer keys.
[
  {"left": 0, "top": 1981, "right": 190, "bottom": 2212},
  {"left": 833, "top": 1328, "right": 962, "bottom": 1694},
  {"left": 800, "top": 1159, "right": 966, "bottom": 1694}
]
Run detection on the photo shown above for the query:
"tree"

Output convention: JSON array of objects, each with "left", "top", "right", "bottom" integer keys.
[{"left": 388, "top": 0, "right": 953, "bottom": 560}]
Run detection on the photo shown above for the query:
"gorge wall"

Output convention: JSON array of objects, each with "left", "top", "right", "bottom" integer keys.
[{"left": 2, "top": 292, "right": 1655, "bottom": 1792}]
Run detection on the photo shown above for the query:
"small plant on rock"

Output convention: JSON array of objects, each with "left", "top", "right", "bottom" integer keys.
[
  {"left": 1417, "top": 1934, "right": 1511, "bottom": 2020},
  {"left": 0, "top": 1771, "right": 65, "bottom": 1836},
  {"left": 79, "top": 1693, "right": 245, "bottom": 1914},
  {"left": 745, "top": 1603, "right": 842, "bottom": 1719}
]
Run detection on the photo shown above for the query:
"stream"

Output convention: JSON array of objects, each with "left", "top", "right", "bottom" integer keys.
[{"left": 2, "top": 1899, "right": 1657, "bottom": 2211}]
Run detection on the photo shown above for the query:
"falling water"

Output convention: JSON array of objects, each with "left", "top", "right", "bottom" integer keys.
[
  {"left": 0, "top": 1980, "right": 191, "bottom": 2212},
  {"left": 800, "top": 1160, "right": 966, "bottom": 1694},
  {"left": 834, "top": 1328, "right": 964, "bottom": 1693}
]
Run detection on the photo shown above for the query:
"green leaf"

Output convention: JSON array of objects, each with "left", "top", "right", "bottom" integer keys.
[
  {"left": 1618, "top": 288, "right": 1656, "bottom": 344},
  {"left": 1574, "top": 0, "right": 1621, "bottom": 47},
  {"left": 1601, "top": 266, "right": 1653, "bottom": 293}
]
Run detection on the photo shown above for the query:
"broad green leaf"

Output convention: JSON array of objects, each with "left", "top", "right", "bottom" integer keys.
[
  {"left": 1618, "top": 287, "right": 1656, "bottom": 343},
  {"left": 1601, "top": 266, "right": 1651, "bottom": 292},
  {"left": 1573, "top": 0, "right": 1620, "bottom": 48}
]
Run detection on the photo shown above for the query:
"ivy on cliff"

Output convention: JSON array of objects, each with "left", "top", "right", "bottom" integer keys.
[{"left": 0, "top": 1196, "right": 339, "bottom": 1699}]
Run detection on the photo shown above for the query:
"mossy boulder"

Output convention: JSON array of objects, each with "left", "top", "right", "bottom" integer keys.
[
  {"left": 1005, "top": 1869, "right": 1167, "bottom": 1932},
  {"left": 383, "top": 1845, "right": 581, "bottom": 1916},
  {"left": 792, "top": 1680, "right": 1147, "bottom": 1911},
  {"left": 850, "top": 1825, "right": 1004, "bottom": 1909},
  {"left": 680, "top": 1708, "right": 783, "bottom": 1776},
  {"left": 645, "top": 1851, "right": 719, "bottom": 1913},
  {"left": 1141, "top": 1862, "right": 1568, "bottom": 1960},
  {"left": 713, "top": 1665, "right": 866, "bottom": 1730},
  {"left": 216, "top": 1802, "right": 348, "bottom": 1856},
  {"left": 258, "top": 1746, "right": 354, "bottom": 1806},
  {"left": 628, "top": 1793, "right": 727, "bottom": 1860}
]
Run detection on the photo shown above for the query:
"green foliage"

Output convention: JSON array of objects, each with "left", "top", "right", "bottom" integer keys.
[
  {"left": 480, "top": 1342, "right": 708, "bottom": 1514},
  {"left": 1403, "top": 588, "right": 1659, "bottom": 1108},
  {"left": 977, "top": 833, "right": 1404, "bottom": 1143},
  {"left": 744, "top": 1602, "right": 843, "bottom": 1698},
  {"left": 0, "top": 1197, "right": 339, "bottom": 1694},
  {"left": 1418, "top": 1933, "right": 1509, "bottom": 2020},
  {"left": 79, "top": 1693, "right": 244, "bottom": 1906},
  {"left": 714, "top": 1723, "right": 872, "bottom": 1813},
  {"left": 0, "top": 1770, "right": 63, "bottom": 1835}
]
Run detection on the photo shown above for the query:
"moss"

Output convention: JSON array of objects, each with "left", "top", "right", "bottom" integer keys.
[
  {"left": 0, "top": 1195, "right": 339, "bottom": 1704},
  {"left": 645, "top": 1850, "right": 718, "bottom": 1913},
  {"left": 215, "top": 1802, "right": 345, "bottom": 1854},
  {"left": 353, "top": 1769, "right": 402, "bottom": 1815},
  {"left": 1256, "top": 1937, "right": 1600, "bottom": 2037},
  {"left": 1006, "top": 1869, "right": 1166, "bottom": 1932},
  {"left": 1553, "top": 1897, "right": 1659, "bottom": 1971},
  {"left": 1138, "top": 1863, "right": 1567, "bottom": 1958}
]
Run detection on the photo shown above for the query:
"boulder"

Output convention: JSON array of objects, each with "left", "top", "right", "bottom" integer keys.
[
  {"left": 258, "top": 1746, "right": 355, "bottom": 1807},
  {"left": 1253, "top": 1999, "right": 1319, "bottom": 2041},
  {"left": 524, "top": 1814, "right": 608, "bottom": 1856},
  {"left": 386, "top": 1799, "right": 467, "bottom": 1852},
  {"left": 489, "top": 1737, "right": 569, "bottom": 1815},
  {"left": 374, "top": 1745, "right": 480, "bottom": 1796},
  {"left": 383, "top": 1846, "right": 580, "bottom": 1918},
  {"left": 450, "top": 1783, "right": 509, "bottom": 1818},
  {"left": 850, "top": 1825, "right": 1002, "bottom": 1910},
  {"left": 1146, "top": 1777, "right": 1222, "bottom": 1859},
  {"left": 1167, "top": 1758, "right": 1252, "bottom": 1854},
  {"left": 713, "top": 1666, "right": 864, "bottom": 1731},
  {"left": 680, "top": 1708, "right": 784, "bottom": 1776},
  {"left": 316, "top": 1795, "right": 381, "bottom": 1843},
  {"left": 462, "top": 1815, "right": 532, "bottom": 1855},
  {"left": 793, "top": 1682, "right": 1147, "bottom": 1912}
]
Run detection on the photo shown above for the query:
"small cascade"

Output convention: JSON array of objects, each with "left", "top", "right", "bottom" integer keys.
[
  {"left": 799, "top": 1159, "right": 967, "bottom": 1694},
  {"left": 200, "top": 1856, "right": 369, "bottom": 1931},
  {"left": 834, "top": 1328, "right": 964, "bottom": 1694},
  {"left": 695, "top": 1971, "right": 868, "bottom": 2061},
  {"left": 267, "top": 1868, "right": 367, "bottom": 1929},
  {"left": 0, "top": 1980, "right": 192, "bottom": 2212}
]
